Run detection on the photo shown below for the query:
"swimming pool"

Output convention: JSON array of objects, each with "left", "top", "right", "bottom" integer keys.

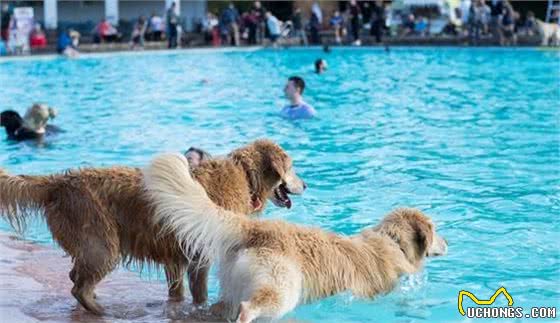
[{"left": 1, "top": 47, "right": 559, "bottom": 322}]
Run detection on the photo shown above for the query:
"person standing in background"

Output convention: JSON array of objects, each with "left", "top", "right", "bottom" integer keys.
[
  {"left": 253, "top": 1, "right": 266, "bottom": 44},
  {"left": 349, "top": 0, "right": 362, "bottom": 46},
  {"left": 166, "top": 2, "right": 179, "bottom": 49},
  {"left": 291, "top": 7, "right": 308, "bottom": 46},
  {"left": 130, "top": 16, "right": 147, "bottom": 49},
  {"left": 311, "top": 1, "right": 323, "bottom": 26},
  {"left": 265, "top": 11, "right": 281, "bottom": 47},
  {"left": 1, "top": 4, "right": 12, "bottom": 42},
  {"left": 221, "top": 2, "right": 240, "bottom": 46},
  {"left": 370, "top": 0, "right": 385, "bottom": 43},
  {"left": 488, "top": 0, "right": 504, "bottom": 44},
  {"left": 500, "top": 0, "right": 516, "bottom": 45},
  {"left": 469, "top": 0, "right": 490, "bottom": 45},
  {"left": 309, "top": 11, "right": 321, "bottom": 44}
]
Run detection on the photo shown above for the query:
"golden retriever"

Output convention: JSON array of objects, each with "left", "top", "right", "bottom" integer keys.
[
  {"left": 144, "top": 153, "right": 448, "bottom": 323},
  {"left": 536, "top": 20, "right": 560, "bottom": 46},
  {"left": 0, "top": 139, "right": 305, "bottom": 315}
]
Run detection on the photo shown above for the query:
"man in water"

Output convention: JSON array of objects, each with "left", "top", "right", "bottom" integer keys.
[
  {"left": 315, "top": 59, "right": 327, "bottom": 74},
  {"left": 280, "top": 76, "right": 316, "bottom": 120}
]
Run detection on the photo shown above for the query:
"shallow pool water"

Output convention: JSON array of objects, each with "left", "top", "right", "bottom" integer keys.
[{"left": 1, "top": 47, "right": 559, "bottom": 322}]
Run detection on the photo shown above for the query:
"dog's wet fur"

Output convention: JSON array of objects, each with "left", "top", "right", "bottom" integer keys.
[{"left": 0, "top": 139, "right": 305, "bottom": 315}]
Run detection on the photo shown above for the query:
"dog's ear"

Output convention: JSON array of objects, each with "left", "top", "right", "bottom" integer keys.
[
  {"left": 412, "top": 218, "right": 433, "bottom": 258},
  {"left": 269, "top": 152, "right": 287, "bottom": 179},
  {"left": 257, "top": 140, "right": 289, "bottom": 180}
]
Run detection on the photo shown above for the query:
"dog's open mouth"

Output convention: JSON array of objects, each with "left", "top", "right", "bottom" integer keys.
[{"left": 272, "top": 184, "right": 292, "bottom": 209}]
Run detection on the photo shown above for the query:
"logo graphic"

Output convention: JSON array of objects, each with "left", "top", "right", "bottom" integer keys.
[
  {"left": 458, "top": 287, "right": 513, "bottom": 316},
  {"left": 457, "top": 287, "right": 556, "bottom": 319}
]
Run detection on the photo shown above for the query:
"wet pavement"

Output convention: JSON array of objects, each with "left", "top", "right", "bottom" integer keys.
[{"left": 0, "top": 233, "right": 219, "bottom": 323}]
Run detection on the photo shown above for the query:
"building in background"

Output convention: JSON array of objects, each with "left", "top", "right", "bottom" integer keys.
[{"left": 1, "top": 0, "right": 206, "bottom": 32}]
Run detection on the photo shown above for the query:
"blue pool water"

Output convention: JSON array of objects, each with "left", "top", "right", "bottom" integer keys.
[{"left": 1, "top": 48, "right": 559, "bottom": 322}]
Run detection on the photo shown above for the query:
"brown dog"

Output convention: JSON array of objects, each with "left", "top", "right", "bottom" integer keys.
[
  {"left": 144, "top": 153, "right": 447, "bottom": 322},
  {"left": 0, "top": 139, "right": 305, "bottom": 315}
]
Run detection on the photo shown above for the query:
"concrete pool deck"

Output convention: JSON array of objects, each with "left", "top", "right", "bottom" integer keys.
[{"left": 0, "top": 232, "right": 219, "bottom": 323}]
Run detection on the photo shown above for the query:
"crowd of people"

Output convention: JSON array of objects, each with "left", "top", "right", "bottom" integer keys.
[
  {"left": 0, "top": 0, "right": 558, "bottom": 56},
  {"left": 436, "top": 0, "right": 545, "bottom": 45}
]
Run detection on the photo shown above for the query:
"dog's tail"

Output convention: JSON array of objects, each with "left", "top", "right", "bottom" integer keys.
[
  {"left": 0, "top": 168, "right": 50, "bottom": 231},
  {"left": 143, "top": 153, "right": 248, "bottom": 264}
]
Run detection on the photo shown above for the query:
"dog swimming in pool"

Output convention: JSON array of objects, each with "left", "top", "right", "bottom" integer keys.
[
  {"left": 144, "top": 153, "right": 448, "bottom": 323},
  {"left": 0, "top": 104, "right": 62, "bottom": 141}
]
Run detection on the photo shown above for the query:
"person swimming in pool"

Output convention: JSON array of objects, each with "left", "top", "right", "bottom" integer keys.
[
  {"left": 315, "top": 58, "right": 327, "bottom": 74},
  {"left": 280, "top": 76, "right": 316, "bottom": 120},
  {"left": 0, "top": 103, "right": 62, "bottom": 141}
]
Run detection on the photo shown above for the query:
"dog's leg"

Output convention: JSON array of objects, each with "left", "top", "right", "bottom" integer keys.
[
  {"left": 69, "top": 267, "right": 76, "bottom": 282},
  {"left": 188, "top": 261, "right": 209, "bottom": 305},
  {"left": 165, "top": 264, "right": 185, "bottom": 301},
  {"left": 236, "top": 255, "right": 302, "bottom": 323},
  {"left": 236, "top": 286, "right": 281, "bottom": 323},
  {"left": 71, "top": 250, "right": 117, "bottom": 316},
  {"left": 210, "top": 300, "right": 232, "bottom": 318},
  {"left": 69, "top": 265, "right": 98, "bottom": 299},
  {"left": 71, "top": 272, "right": 104, "bottom": 314}
]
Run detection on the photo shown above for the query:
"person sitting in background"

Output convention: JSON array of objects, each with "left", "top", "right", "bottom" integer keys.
[
  {"left": 521, "top": 11, "right": 537, "bottom": 36},
  {"left": 402, "top": 14, "right": 416, "bottom": 36},
  {"left": 330, "top": 10, "right": 345, "bottom": 44},
  {"left": 0, "top": 104, "right": 61, "bottom": 141},
  {"left": 414, "top": 16, "right": 428, "bottom": 36},
  {"left": 130, "top": 16, "right": 147, "bottom": 49},
  {"left": 148, "top": 13, "right": 164, "bottom": 41},
  {"left": 70, "top": 29, "right": 80, "bottom": 48},
  {"left": 314, "top": 58, "right": 327, "bottom": 74},
  {"left": 280, "top": 76, "right": 316, "bottom": 120},
  {"left": 30, "top": 23, "right": 47, "bottom": 49},
  {"left": 441, "top": 17, "right": 459, "bottom": 36},
  {"left": 95, "top": 18, "right": 119, "bottom": 43},
  {"left": 57, "top": 29, "right": 79, "bottom": 57},
  {"left": 204, "top": 12, "right": 220, "bottom": 46}
]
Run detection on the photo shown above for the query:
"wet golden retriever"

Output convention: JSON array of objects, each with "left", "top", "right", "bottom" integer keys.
[
  {"left": 144, "top": 153, "right": 448, "bottom": 323},
  {"left": 0, "top": 139, "right": 305, "bottom": 315}
]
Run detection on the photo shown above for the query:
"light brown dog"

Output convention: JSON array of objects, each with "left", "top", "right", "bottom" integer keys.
[
  {"left": 0, "top": 139, "right": 305, "bottom": 315},
  {"left": 144, "top": 153, "right": 447, "bottom": 323}
]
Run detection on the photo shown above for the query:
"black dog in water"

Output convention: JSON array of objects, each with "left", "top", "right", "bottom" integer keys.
[{"left": 0, "top": 110, "right": 62, "bottom": 141}]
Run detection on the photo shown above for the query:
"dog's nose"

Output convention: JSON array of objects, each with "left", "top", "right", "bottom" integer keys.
[{"left": 303, "top": 181, "right": 307, "bottom": 190}]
